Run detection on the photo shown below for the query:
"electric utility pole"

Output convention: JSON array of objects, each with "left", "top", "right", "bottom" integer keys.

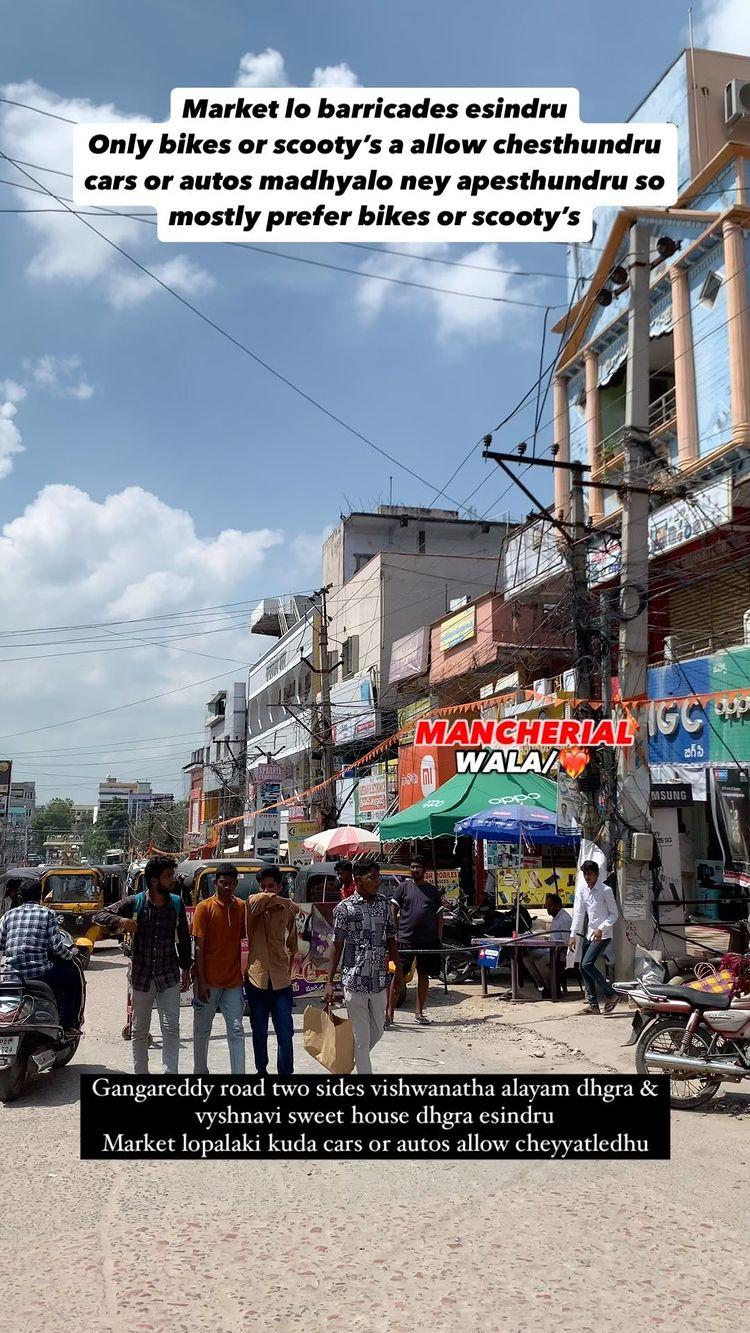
[{"left": 615, "top": 221, "right": 654, "bottom": 979}]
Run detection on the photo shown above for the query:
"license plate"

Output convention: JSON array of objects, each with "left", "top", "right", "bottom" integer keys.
[{"left": 0, "top": 1036, "right": 19, "bottom": 1056}]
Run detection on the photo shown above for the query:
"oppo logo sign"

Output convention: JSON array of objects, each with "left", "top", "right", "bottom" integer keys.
[{"left": 715, "top": 695, "right": 750, "bottom": 719}]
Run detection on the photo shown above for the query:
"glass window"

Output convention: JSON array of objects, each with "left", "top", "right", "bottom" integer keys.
[{"left": 44, "top": 874, "right": 99, "bottom": 904}]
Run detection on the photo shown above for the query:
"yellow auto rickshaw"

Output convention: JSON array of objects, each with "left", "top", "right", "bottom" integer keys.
[{"left": 39, "top": 865, "right": 108, "bottom": 969}]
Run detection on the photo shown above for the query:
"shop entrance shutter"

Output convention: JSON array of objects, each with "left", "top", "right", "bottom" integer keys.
[{"left": 669, "top": 568, "right": 750, "bottom": 656}]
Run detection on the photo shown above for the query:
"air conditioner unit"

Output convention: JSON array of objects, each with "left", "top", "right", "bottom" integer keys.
[
  {"left": 663, "top": 635, "right": 679, "bottom": 662},
  {"left": 743, "top": 609, "right": 750, "bottom": 646},
  {"left": 724, "top": 79, "right": 750, "bottom": 128}
]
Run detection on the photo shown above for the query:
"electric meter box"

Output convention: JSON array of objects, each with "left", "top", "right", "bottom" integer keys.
[{"left": 630, "top": 832, "right": 654, "bottom": 863}]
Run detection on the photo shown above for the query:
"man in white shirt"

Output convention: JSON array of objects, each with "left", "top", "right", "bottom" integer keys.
[
  {"left": 568, "top": 860, "right": 620, "bottom": 1015},
  {"left": 523, "top": 893, "right": 572, "bottom": 997}
]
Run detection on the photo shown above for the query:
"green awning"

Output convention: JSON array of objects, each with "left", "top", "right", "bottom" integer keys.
[{"left": 379, "top": 771, "right": 558, "bottom": 841}]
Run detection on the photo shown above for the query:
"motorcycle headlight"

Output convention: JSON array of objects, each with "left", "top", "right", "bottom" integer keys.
[
  {"left": 57, "top": 914, "right": 65, "bottom": 925},
  {"left": 76, "top": 915, "right": 84, "bottom": 926}
]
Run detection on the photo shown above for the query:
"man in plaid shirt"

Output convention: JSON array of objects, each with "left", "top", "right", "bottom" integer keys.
[
  {"left": 95, "top": 855, "right": 192, "bottom": 1074},
  {"left": 0, "top": 879, "right": 82, "bottom": 1032}
]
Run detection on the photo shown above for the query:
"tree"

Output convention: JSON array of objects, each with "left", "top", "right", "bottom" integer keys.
[
  {"left": 84, "top": 798, "right": 129, "bottom": 864},
  {"left": 130, "top": 800, "right": 188, "bottom": 856},
  {"left": 30, "top": 798, "right": 75, "bottom": 859}
]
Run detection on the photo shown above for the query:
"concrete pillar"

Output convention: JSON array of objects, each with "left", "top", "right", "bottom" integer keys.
[
  {"left": 584, "top": 348, "right": 603, "bottom": 519},
  {"left": 552, "top": 375, "right": 570, "bottom": 520},
  {"left": 723, "top": 218, "right": 750, "bottom": 445},
  {"left": 668, "top": 264, "right": 699, "bottom": 467}
]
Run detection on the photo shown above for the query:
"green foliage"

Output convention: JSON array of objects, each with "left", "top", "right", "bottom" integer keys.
[{"left": 30, "top": 798, "right": 75, "bottom": 857}]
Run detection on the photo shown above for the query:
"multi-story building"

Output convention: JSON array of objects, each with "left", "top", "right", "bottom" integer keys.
[
  {"left": 516, "top": 46, "right": 750, "bottom": 911},
  {"left": 96, "top": 777, "right": 150, "bottom": 815},
  {"left": 3, "top": 781, "right": 36, "bottom": 862},
  {"left": 245, "top": 596, "right": 317, "bottom": 815}
]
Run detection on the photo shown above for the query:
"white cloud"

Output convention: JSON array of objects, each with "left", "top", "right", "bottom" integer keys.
[
  {"left": 0, "top": 484, "right": 287, "bottom": 799},
  {"left": 0, "top": 80, "right": 214, "bottom": 308},
  {"left": 106, "top": 255, "right": 216, "bottom": 310},
  {"left": 696, "top": 0, "right": 750, "bottom": 53},
  {"left": 352, "top": 243, "right": 547, "bottom": 345},
  {"left": 0, "top": 399, "right": 24, "bottom": 479},
  {"left": 235, "top": 48, "right": 289, "bottom": 87},
  {"left": 21, "top": 354, "right": 95, "bottom": 400},
  {"left": 0, "top": 380, "right": 26, "bottom": 404},
  {"left": 310, "top": 63, "right": 360, "bottom": 88},
  {"left": 234, "top": 49, "right": 360, "bottom": 89}
]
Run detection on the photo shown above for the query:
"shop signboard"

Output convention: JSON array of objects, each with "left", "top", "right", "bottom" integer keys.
[
  {"left": 357, "top": 775, "right": 388, "bottom": 823},
  {"left": 503, "top": 521, "right": 566, "bottom": 597},
  {"left": 0, "top": 760, "right": 11, "bottom": 821},
  {"left": 435, "top": 868, "right": 461, "bottom": 904},
  {"left": 651, "top": 783, "right": 693, "bottom": 807},
  {"left": 397, "top": 697, "right": 432, "bottom": 745},
  {"left": 589, "top": 477, "right": 733, "bottom": 587},
  {"left": 439, "top": 605, "right": 476, "bottom": 652},
  {"left": 335, "top": 777, "right": 357, "bottom": 826},
  {"left": 648, "top": 648, "right": 750, "bottom": 767},
  {"left": 388, "top": 627, "right": 429, "bottom": 683},
  {"left": 397, "top": 742, "right": 456, "bottom": 811}
]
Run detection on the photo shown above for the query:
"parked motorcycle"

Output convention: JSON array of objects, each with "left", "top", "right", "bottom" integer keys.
[
  {"left": 0, "top": 932, "right": 86, "bottom": 1102},
  {"left": 614, "top": 952, "right": 750, "bottom": 1110},
  {"left": 442, "top": 896, "right": 533, "bottom": 984}
]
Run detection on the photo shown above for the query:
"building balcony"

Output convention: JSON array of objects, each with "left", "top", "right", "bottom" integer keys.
[
  {"left": 250, "top": 594, "right": 315, "bottom": 638},
  {"left": 593, "top": 386, "right": 677, "bottom": 481}
]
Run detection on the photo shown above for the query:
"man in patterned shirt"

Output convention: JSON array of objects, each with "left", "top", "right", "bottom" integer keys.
[
  {"left": 325, "top": 858, "right": 403, "bottom": 1073},
  {"left": 0, "top": 879, "right": 83, "bottom": 1034},
  {"left": 95, "top": 855, "right": 192, "bottom": 1073}
]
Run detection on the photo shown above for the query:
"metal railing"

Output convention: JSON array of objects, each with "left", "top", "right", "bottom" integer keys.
[{"left": 649, "top": 384, "right": 677, "bottom": 432}]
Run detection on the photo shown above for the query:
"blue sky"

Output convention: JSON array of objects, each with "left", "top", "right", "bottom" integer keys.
[{"left": 0, "top": 0, "right": 744, "bottom": 803}]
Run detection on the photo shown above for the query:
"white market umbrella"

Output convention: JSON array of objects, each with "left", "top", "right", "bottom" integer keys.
[{"left": 303, "top": 826, "right": 381, "bottom": 858}]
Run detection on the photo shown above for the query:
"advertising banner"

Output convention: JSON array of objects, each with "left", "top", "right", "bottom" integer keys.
[
  {"left": 494, "top": 864, "right": 579, "bottom": 909},
  {"left": 331, "top": 675, "right": 377, "bottom": 745},
  {"left": 439, "top": 605, "right": 476, "bottom": 652},
  {"left": 710, "top": 765, "right": 750, "bottom": 887},
  {"left": 287, "top": 820, "right": 317, "bottom": 866},
  {"left": 651, "top": 807, "right": 686, "bottom": 925},
  {"left": 589, "top": 477, "right": 732, "bottom": 586},
  {"left": 388, "top": 627, "right": 429, "bottom": 683}
]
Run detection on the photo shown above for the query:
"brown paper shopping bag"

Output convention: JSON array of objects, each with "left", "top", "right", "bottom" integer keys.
[{"left": 303, "top": 1004, "right": 355, "bottom": 1074}]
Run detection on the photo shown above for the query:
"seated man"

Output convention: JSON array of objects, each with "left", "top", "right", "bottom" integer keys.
[
  {"left": 521, "top": 892, "right": 572, "bottom": 998},
  {"left": 0, "top": 879, "right": 82, "bottom": 1034}
]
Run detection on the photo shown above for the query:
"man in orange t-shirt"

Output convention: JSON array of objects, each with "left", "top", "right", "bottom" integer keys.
[{"left": 192, "top": 864, "right": 246, "bottom": 1074}]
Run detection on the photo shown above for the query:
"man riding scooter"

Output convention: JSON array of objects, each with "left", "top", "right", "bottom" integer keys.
[{"left": 0, "top": 879, "right": 83, "bottom": 1037}]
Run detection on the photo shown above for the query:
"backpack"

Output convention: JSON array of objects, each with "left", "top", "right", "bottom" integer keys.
[{"left": 133, "top": 891, "right": 183, "bottom": 919}]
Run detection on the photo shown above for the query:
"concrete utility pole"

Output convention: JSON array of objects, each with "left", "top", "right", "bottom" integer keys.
[
  {"left": 312, "top": 585, "right": 337, "bottom": 830},
  {"left": 615, "top": 222, "right": 654, "bottom": 979},
  {"left": 570, "top": 461, "right": 598, "bottom": 841}
]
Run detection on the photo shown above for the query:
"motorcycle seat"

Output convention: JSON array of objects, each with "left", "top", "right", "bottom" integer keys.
[
  {"left": 20, "top": 979, "right": 58, "bottom": 1001},
  {"left": 645, "top": 984, "right": 732, "bottom": 1010}
]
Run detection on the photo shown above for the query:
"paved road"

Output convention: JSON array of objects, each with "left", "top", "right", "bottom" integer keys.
[{"left": 2, "top": 944, "right": 748, "bottom": 1332}]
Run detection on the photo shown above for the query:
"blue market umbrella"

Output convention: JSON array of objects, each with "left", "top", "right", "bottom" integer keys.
[{"left": 454, "top": 804, "right": 578, "bottom": 847}]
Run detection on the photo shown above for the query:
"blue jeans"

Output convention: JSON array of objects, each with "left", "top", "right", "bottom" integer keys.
[
  {"left": 131, "top": 982, "right": 181, "bottom": 1074},
  {"left": 580, "top": 938, "right": 614, "bottom": 1007},
  {"left": 193, "top": 986, "right": 246, "bottom": 1075},
  {"left": 246, "top": 982, "right": 294, "bottom": 1076}
]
